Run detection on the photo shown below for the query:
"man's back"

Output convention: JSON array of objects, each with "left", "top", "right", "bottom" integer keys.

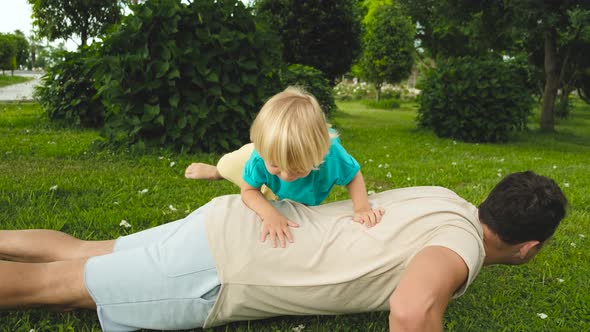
[{"left": 203, "top": 187, "right": 485, "bottom": 327}]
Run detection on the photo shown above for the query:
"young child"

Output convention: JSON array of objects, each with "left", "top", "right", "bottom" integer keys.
[{"left": 186, "top": 87, "right": 384, "bottom": 247}]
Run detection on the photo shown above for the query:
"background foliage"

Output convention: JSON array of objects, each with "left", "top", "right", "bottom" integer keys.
[
  {"left": 95, "top": 0, "right": 282, "bottom": 152},
  {"left": 254, "top": 0, "right": 362, "bottom": 81},
  {"left": 35, "top": 49, "right": 104, "bottom": 128},
  {"left": 418, "top": 56, "right": 534, "bottom": 142},
  {"left": 359, "top": 2, "right": 415, "bottom": 100}
]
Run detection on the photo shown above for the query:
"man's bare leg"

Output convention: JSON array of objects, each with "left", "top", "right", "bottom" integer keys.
[
  {"left": 0, "top": 230, "right": 114, "bottom": 262},
  {"left": 184, "top": 163, "right": 223, "bottom": 180},
  {"left": 0, "top": 258, "right": 95, "bottom": 310}
]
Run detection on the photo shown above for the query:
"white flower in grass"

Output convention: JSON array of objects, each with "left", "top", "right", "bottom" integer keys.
[
  {"left": 292, "top": 324, "right": 305, "bottom": 332},
  {"left": 556, "top": 278, "right": 564, "bottom": 283},
  {"left": 378, "top": 164, "right": 383, "bottom": 168},
  {"left": 570, "top": 242, "right": 576, "bottom": 247},
  {"left": 564, "top": 182, "right": 570, "bottom": 188},
  {"left": 114, "top": 201, "right": 119, "bottom": 205},
  {"left": 49, "top": 185, "right": 58, "bottom": 191},
  {"left": 579, "top": 234, "right": 586, "bottom": 238},
  {"left": 499, "top": 158, "right": 505, "bottom": 162},
  {"left": 386, "top": 154, "right": 390, "bottom": 158},
  {"left": 47, "top": 141, "right": 56, "bottom": 145},
  {"left": 158, "top": 156, "right": 165, "bottom": 160},
  {"left": 384, "top": 163, "right": 390, "bottom": 168},
  {"left": 497, "top": 173, "right": 502, "bottom": 177},
  {"left": 368, "top": 159, "right": 373, "bottom": 163},
  {"left": 169, "top": 161, "right": 176, "bottom": 167},
  {"left": 367, "top": 190, "right": 376, "bottom": 196},
  {"left": 139, "top": 188, "right": 149, "bottom": 194},
  {"left": 119, "top": 220, "right": 131, "bottom": 228},
  {"left": 497, "top": 168, "right": 503, "bottom": 172},
  {"left": 386, "top": 172, "right": 392, "bottom": 178},
  {"left": 537, "top": 313, "right": 548, "bottom": 319},
  {"left": 552, "top": 165, "right": 557, "bottom": 169},
  {"left": 451, "top": 162, "right": 457, "bottom": 166},
  {"left": 407, "top": 177, "right": 411, "bottom": 181},
  {"left": 169, "top": 205, "right": 177, "bottom": 211}
]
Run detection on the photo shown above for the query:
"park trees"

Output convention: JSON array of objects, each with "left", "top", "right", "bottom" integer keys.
[
  {"left": 399, "top": 0, "right": 590, "bottom": 132},
  {"left": 27, "top": 0, "right": 125, "bottom": 48},
  {"left": 359, "top": 1, "right": 415, "bottom": 100},
  {"left": 0, "top": 33, "right": 17, "bottom": 74},
  {"left": 254, "top": 0, "right": 362, "bottom": 82}
]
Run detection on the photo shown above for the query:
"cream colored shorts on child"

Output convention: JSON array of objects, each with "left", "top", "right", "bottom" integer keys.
[{"left": 216, "top": 143, "right": 277, "bottom": 200}]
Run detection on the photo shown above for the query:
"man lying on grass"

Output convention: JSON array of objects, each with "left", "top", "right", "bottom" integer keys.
[{"left": 0, "top": 171, "right": 566, "bottom": 331}]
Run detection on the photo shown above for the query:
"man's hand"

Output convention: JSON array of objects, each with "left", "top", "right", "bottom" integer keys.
[
  {"left": 260, "top": 214, "right": 299, "bottom": 248},
  {"left": 353, "top": 207, "right": 385, "bottom": 227}
]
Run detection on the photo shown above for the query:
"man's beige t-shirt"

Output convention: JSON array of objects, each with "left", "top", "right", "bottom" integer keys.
[{"left": 203, "top": 186, "right": 485, "bottom": 328}]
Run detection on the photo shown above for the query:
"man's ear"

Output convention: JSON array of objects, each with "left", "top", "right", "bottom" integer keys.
[{"left": 518, "top": 240, "right": 540, "bottom": 259}]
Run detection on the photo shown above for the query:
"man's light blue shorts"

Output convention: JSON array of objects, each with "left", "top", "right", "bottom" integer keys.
[{"left": 84, "top": 204, "right": 220, "bottom": 332}]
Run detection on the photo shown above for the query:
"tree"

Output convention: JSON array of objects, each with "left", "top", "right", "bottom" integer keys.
[
  {"left": 399, "top": 0, "right": 590, "bottom": 131},
  {"left": 507, "top": 1, "right": 590, "bottom": 130},
  {"left": 27, "top": 0, "right": 124, "bottom": 48},
  {"left": 0, "top": 33, "right": 17, "bottom": 74},
  {"left": 13, "top": 30, "right": 30, "bottom": 70},
  {"left": 359, "top": 2, "right": 415, "bottom": 100},
  {"left": 254, "top": 0, "right": 362, "bottom": 82}
]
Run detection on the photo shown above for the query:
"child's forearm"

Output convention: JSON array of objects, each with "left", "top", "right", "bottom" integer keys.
[
  {"left": 240, "top": 187, "right": 282, "bottom": 221},
  {"left": 346, "top": 171, "right": 371, "bottom": 212}
]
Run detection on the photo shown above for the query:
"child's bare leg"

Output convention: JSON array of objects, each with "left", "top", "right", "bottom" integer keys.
[
  {"left": 184, "top": 163, "right": 223, "bottom": 180},
  {"left": 0, "top": 230, "right": 114, "bottom": 263},
  {"left": 0, "top": 258, "right": 95, "bottom": 310}
]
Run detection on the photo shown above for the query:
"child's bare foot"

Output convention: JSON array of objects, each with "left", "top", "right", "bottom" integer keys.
[{"left": 185, "top": 163, "right": 224, "bottom": 180}]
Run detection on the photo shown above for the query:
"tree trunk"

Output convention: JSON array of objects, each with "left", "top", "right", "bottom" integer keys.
[
  {"left": 540, "top": 28, "right": 559, "bottom": 131},
  {"left": 376, "top": 83, "right": 382, "bottom": 101},
  {"left": 556, "top": 85, "right": 573, "bottom": 118}
]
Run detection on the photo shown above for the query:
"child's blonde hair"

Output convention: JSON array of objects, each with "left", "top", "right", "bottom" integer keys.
[{"left": 250, "top": 86, "right": 335, "bottom": 174}]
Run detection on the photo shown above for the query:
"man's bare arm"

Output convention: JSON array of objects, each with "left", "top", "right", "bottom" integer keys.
[{"left": 389, "top": 246, "right": 469, "bottom": 331}]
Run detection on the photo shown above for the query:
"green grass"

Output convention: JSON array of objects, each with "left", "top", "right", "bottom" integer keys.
[
  {"left": 0, "top": 74, "right": 34, "bottom": 88},
  {"left": 1, "top": 100, "right": 589, "bottom": 331}
]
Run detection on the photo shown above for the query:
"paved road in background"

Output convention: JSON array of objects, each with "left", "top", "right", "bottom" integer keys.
[{"left": 0, "top": 71, "right": 44, "bottom": 102}]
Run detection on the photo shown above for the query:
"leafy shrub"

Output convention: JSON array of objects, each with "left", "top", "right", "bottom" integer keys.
[
  {"left": 35, "top": 49, "right": 104, "bottom": 128},
  {"left": 417, "top": 56, "right": 533, "bottom": 143},
  {"left": 361, "top": 98, "right": 401, "bottom": 110},
  {"left": 95, "top": 0, "right": 282, "bottom": 152},
  {"left": 280, "top": 64, "right": 336, "bottom": 117}
]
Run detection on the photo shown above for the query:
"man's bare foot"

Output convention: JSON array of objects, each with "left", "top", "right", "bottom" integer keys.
[{"left": 185, "top": 163, "right": 223, "bottom": 180}]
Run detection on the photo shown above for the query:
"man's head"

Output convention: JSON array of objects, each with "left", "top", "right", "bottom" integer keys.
[
  {"left": 250, "top": 86, "right": 331, "bottom": 181},
  {"left": 479, "top": 171, "right": 567, "bottom": 263}
]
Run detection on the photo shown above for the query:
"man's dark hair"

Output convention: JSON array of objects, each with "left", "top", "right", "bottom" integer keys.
[{"left": 478, "top": 171, "right": 567, "bottom": 244}]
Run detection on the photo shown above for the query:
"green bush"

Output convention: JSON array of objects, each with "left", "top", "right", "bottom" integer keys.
[
  {"left": 417, "top": 56, "right": 533, "bottom": 142},
  {"left": 95, "top": 0, "right": 282, "bottom": 152},
  {"left": 280, "top": 64, "right": 336, "bottom": 117},
  {"left": 361, "top": 98, "right": 400, "bottom": 110},
  {"left": 35, "top": 49, "right": 105, "bottom": 128}
]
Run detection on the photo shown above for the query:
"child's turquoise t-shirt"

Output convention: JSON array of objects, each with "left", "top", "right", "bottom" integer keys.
[{"left": 242, "top": 137, "right": 360, "bottom": 206}]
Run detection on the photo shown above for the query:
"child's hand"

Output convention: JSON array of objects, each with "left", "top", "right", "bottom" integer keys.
[
  {"left": 260, "top": 215, "right": 299, "bottom": 248},
  {"left": 353, "top": 207, "right": 385, "bottom": 228}
]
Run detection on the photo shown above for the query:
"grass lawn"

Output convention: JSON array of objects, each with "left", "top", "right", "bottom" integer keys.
[
  {"left": 0, "top": 100, "right": 589, "bottom": 331},
  {"left": 0, "top": 74, "right": 34, "bottom": 88}
]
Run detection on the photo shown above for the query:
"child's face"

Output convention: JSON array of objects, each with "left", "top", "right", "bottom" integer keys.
[{"left": 264, "top": 160, "right": 311, "bottom": 182}]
